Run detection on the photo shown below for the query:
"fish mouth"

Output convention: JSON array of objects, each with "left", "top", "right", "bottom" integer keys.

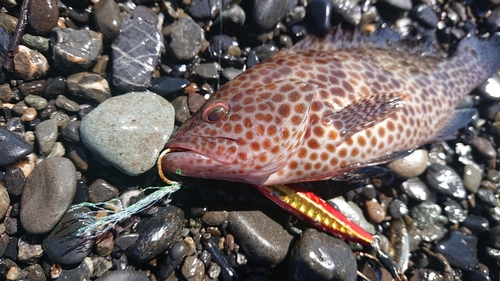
[{"left": 164, "top": 136, "right": 239, "bottom": 164}]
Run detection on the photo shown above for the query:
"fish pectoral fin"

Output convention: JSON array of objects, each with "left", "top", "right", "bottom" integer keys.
[
  {"left": 434, "top": 108, "right": 477, "bottom": 141},
  {"left": 332, "top": 148, "right": 416, "bottom": 181},
  {"left": 324, "top": 92, "right": 410, "bottom": 145}
]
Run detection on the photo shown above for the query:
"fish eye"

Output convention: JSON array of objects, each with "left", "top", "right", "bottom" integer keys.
[{"left": 203, "top": 102, "right": 229, "bottom": 123}]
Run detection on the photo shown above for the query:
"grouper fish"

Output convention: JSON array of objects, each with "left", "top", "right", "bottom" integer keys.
[{"left": 160, "top": 27, "right": 500, "bottom": 186}]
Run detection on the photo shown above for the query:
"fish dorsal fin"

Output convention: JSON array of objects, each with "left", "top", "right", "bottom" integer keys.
[
  {"left": 249, "top": 79, "right": 316, "bottom": 177},
  {"left": 324, "top": 92, "right": 410, "bottom": 146},
  {"left": 286, "top": 25, "right": 441, "bottom": 57}
]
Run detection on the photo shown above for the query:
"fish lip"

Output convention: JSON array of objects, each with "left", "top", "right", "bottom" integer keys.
[{"left": 165, "top": 135, "right": 238, "bottom": 164}]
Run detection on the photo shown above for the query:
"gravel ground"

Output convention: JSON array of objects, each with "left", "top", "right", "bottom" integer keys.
[{"left": 1, "top": 0, "right": 500, "bottom": 281}]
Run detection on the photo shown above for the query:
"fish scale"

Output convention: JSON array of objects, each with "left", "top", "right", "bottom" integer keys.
[{"left": 161, "top": 28, "right": 499, "bottom": 186}]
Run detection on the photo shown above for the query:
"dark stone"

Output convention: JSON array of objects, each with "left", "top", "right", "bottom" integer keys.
[
  {"left": 43, "top": 76, "right": 66, "bottom": 99},
  {"left": 28, "top": 0, "right": 59, "bottom": 34},
  {"left": 93, "top": 0, "right": 121, "bottom": 41},
  {"left": 133, "top": 6, "right": 159, "bottom": 25},
  {"left": 307, "top": 0, "right": 331, "bottom": 36},
  {"left": 426, "top": 164, "right": 466, "bottom": 199},
  {"left": 51, "top": 28, "right": 103, "bottom": 72},
  {"left": 435, "top": 231, "right": 478, "bottom": 270},
  {"left": 55, "top": 95, "right": 80, "bottom": 112},
  {"left": 126, "top": 205, "right": 184, "bottom": 262},
  {"left": 43, "top": 207, "right": 95, "bottom": 264},
  {"left": 4, "top": 167, "right": 25, "bottom": 196},
  {"left": 148, "top": 76, "right": 190, "bottom": 96},
  {"left": 61, "top": 121, "right": 81, "bottom": 143},
  {"left": 288, "top": 228, "right": 357, "bottom": 281},
  {"left": 410, "top": 4, "right": 439, "bottom": 28},
  {"left": 18, "top": 80, "right": 45, "bottom": 96},
  {"left": 462, "top": 215, "right": 489, "bottom": 234},
  {"left": 189, "top": 0, "right": 220, "bottom": 19},
  {"left": 227, "top": 210, "right": 293, "bottom": 267},
  {"left": 157, "top": 241, "right": 186, "bottom": 280},
  {"left": 89, "top": 179, "right": 118, "bottom": 203},
  {"left": 35, "top": 119, "right": 58, "bottom": 155},
  {"left": 0, "top": 127, "right": 32, "bottom": 166}
]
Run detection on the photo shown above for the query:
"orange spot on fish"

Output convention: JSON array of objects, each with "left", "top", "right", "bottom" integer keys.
[
  {"left": 297, "top": 148, "right": 307, "bottom": 158},
  {"left": 338, "top": 148, "right": 347, "bottom": 158}
]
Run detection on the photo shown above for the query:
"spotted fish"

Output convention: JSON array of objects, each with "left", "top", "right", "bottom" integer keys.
[{"left": 161, "top": 27, "right": 500, "bottom": 186}]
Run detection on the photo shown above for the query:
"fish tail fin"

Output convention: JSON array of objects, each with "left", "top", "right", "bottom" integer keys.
[{"left": 458, "top": 32, "right": 500, "bottom": 77}]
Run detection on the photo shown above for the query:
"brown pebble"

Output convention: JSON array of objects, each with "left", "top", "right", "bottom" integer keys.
[
  {"left": 188, "top": 92, "right": 207, "bottom": 113},
  {"left": 92, "top": 55, "right": 109, "bottom": 77},
  {"left": 0, "top": 13, "right": 18, "bottom": 34},
  {"left": 365, "top": 200, "right": 386, "bottom": 224},
  {"left": 205, "top": 226, "right": 221, "bottom": 236},
  {"left": 14, "top": 46, "right": 49, "bottom": 81},
  {"left": 29, "top": 0, "right": 59, "bottom": 34},
  {"left": 183, "top": 236, "right": 196, "bottom": 256},
  {"left": 201, "top": 211, "right": 228, "bottom": 226},
  {"left": 224, "top": 234, "right": 235, "bottom": 253},
  {"left": 95, "top": 231, "right": 114, "bottom": 256},
  {"left": 184, "top": 82, "right": 199, "bottom": 94},
  {"left": 20, "top": 107, "right": 37, "bottom": 122}
]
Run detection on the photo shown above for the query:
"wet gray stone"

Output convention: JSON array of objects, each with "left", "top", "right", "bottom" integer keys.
[
  {"left": 427, "top": 163, "right": 467, "bottom": 200},
  {"left": 327, "top": 197, "right": 376, "bottom": 234},
  {"left": 253, "top": 0, "right": 288, "bottom": 30},
  {"left": 378, "top": 0, "right": 412, "bottom": 10},
  {"left": 442, "top": 200, "right": 466, "bottom": 224},
  {"left": 43, "top": 76, "right": 66, "bottom": 99},
  {"left": 410, "top": 201, "right": 445, "bottom": 230},
  {"left": 189, "top": 0, "right": 220, "bottom": 19},
  {"left": 126, "top": 205, "right": 184, "bottom": 262},
  {"left": 61, "top": 121, "right": 81, "bottom": 143},
  {"left": 133, "top": 6, "right": 159, "bottom": 25},
  {"left": 95, "top": 269, "right": 149, "bottom": 281},
  {"left": 172, "top": 96, "right": 191, "bottom": 124},
  {"left": 288, "top": 228, "right": 357, "bottom": 281},
  {"left": 21, "top": 34, "right": 50, "bottom": 52},
  {"left": 463, "top": 164, "right": 482, "bottom": 193},
  {"left": 24, "top": 94, "right": 47, "bottom": 110},
  {"left": 193, "top": 63, "right": 219, "bottom": 80},
  {"left": 227, "top": 210, "right": 293, "bottom": 267},
  {"left": 80, "top": 91, "right": 175, "bottom": 176},
  {"left": 477, "top": 188, "right": 498, "bottom": 208},
  {"left": 55, "top": 95, "right": 79, "bottom": 112},
  {"left": 410, "top": 4, "right": 439, "bottom": 28},
  {"left": 67, "top": 72, "right": 111, "bottom": 103},
  {"left": 222, "top": 67, "right": 242, "bottom": 81},
  {"left": 436, "top": 231, "right": 478, "bottom": 270},
  {"left": 169, "top": 16, "right": 205, "bottom": 60},
  {"left": 112, "top": 19, "right": 162, "bottom": 92},
  {"left": 19, "top": 80, "right": 45, "bottom": 96},
  {"left": 35, "top": 119, "right": 58, "bottom": 155},
  {"left": 51, "top": 28, "right": 103, "bottom": 72},
  {"left": 20, "top": 157, "right": 77, "bottom": 235},
  {"left": 50, "top": 111, "right": 71, "bottom": 129},
  {"left": 93, "top": 0, "right": 121, "bottom": 41},
  {"left": 463, "top": 215, "right": 489, "bottom": 234},
  {"left": 0, "top": 127, "right": 32, "bottom": 165},
  {"left": 202, "top": 211, "right": 228, "bottom": 226}
]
